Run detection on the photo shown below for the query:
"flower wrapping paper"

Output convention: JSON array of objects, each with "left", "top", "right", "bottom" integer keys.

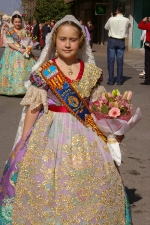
[
  {"left": 92, "top": 108, "right": 142, "bottom": 166},
  {"left": 20, "top": 37, "right": 39, "bottom": 58}
]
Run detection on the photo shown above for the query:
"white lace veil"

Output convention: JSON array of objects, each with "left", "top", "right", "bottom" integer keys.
[
  {"left": 12, "top": 15, "right": 95, "bottom": 149},
  {"left": 10, "top": 11, "right": 25, "bottom": 28},
  {"left": 32, "top": 15, "right": 95, "bottom": 72}
]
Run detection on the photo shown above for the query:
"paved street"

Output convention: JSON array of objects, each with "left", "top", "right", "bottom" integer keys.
[{"left": 0, "top": 45, "right": 150, "bottom": 225}]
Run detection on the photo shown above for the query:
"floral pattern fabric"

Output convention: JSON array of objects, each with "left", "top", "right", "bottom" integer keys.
[
  {"left": 0, "top": 62, "right": 132, "bottom": 224},
  {"left": 0, "top": 29, "right": 36, "bottom": 96}
]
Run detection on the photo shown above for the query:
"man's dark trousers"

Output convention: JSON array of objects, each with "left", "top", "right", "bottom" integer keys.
[
  {"left": 107, "top": 38, "right": 125, "bottom": 84},
  {"left": 144, "top": 44, "right": 150, "bottom": 84}
]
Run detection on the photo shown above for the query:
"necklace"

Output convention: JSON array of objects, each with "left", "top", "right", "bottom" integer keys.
[{"left": 57, "top": 58, "right": 76, "bottom": 76}]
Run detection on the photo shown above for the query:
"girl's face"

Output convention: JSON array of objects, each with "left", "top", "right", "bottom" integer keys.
[
  {"left": 13, "top": 18, "right": 22, "bottom": 29},
  {"left": 56, "top": 25, "right": 80, "bottom": 60}
]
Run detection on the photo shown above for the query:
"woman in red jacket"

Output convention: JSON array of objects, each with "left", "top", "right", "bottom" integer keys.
[{"left": 138, "top": 17, "right": 150, "bottom": 85}]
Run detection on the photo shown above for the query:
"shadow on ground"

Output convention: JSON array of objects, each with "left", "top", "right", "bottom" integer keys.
[{"left": 125, "top": 187, "right": 142, "bottom": 204}]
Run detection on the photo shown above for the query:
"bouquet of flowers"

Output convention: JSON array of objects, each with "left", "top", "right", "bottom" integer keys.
[
  {"left": 90, "top": 89, "right": 142, "bottom": 166},
  {"left": 20, "top": 36, "right": 39, "bottom": 58}
]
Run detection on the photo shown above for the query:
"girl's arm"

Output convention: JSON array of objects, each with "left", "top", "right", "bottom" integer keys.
[
  {"left": 21, "top": 106, "right": 41, "bottom": 141},
  {"left": 7, "top": 43, "right": 26, "bottom": 54},
  {"left": 15, "top": 106, "right": 41, "bottom": 154}
]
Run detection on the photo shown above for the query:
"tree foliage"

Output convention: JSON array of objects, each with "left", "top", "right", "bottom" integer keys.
[
  {"left": 21, "top": 0, "right": 36, "bottom": 21},
  {"left": 34, "top": 0, "right": 72, "bottom": 22}
]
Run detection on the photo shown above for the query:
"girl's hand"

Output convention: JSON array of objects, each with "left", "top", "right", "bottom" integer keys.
[
  {"left": 142, "top": 17, "right": 147, "bottom": 22},
  {"left": 3, "top": 24, "right": 9, "bottom": 31},
  {"left": 18, "top": 48, "right": 26, "bottom": 54},
  {"left": 116, "top": 135, "right": 125, "bottom": 144}
]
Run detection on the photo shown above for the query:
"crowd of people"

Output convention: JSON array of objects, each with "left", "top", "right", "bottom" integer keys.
[
  {"left": 24, "top": 19, "right": 56, "bottom": 49},
  {"left": 24, "top": 18, "right": 94, "bottom": 50},
  {"left": 0, "top": 5, "right": 148, "bottom": 223}
]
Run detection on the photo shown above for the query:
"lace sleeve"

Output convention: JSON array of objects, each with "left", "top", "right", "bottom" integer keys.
[
  {"left": 20, "top": 71, "right": 49, "bottom": 113},
  {"left": 20, "top": 85, "right": 48, "bottom": 113}
]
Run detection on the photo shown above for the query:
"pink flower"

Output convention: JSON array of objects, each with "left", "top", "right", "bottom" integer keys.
[
  {"left": 107, "top": 92, "right": 112, "bottom": 98},
  {"left": 101, "top": 95, "right": 108, "bottom": 104},
  {"left": 108, "top": 107, "right": 120, "bottom": 118}
]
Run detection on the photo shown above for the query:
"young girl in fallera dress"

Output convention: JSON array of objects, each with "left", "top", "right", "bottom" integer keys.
[
  {"left": 0, "top": 11, "right": 36, "bottom": 96},
  {"left": 0, "top": 15, "right": 132, "bottom": 224}
]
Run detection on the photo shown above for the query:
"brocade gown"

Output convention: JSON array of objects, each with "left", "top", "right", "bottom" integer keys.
[
  {"left": 0, "top": 28, "right": 36, "bottom": 96},
  {"left": 0, "top": 60, "right": 131, "bottom": 224}
]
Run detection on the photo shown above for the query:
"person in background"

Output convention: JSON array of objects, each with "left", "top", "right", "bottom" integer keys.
[
  {"left": 138, "top": 17, "right": 150, "bottom": 85},
  {"left": 25, "top": 20, "right": 31, "bottom": 35},
  {"left": 32, "top": 19, "right": 40, "bottom": 48},
  {"left": 30, "top": 23, "right": 34, "bottom": 35},
  {"left": 139, "top": 30, "right": 146, "bottom": 77},
  {"left": 0, "top": 18, "right": 11, "bottom": 47},
  {"left": 104, "top": 5, "right": 131, "bottom": 85},
  {"left": 50, "top": 20, "right": 56, "bottom": 29},
  {"left": 111, "top": 12, "right": 116, "bottom": 17},
  {"left": 0, "top": 11, "right": 36, "bottom": 96},
  {"left": 42, "top": 20, "right": 51, "bottom": 47},
  {"left": 78, "top": 18, "right": 91, "bottom": 42},
  {"left": 47, "top": 19, "right": 51, "bottom": 30},
  {"left": 87, "top": 21, "right": 94, "bottom": 48},
  {"left": 39, "top": 22, "right": 44, "bottom": 50}
]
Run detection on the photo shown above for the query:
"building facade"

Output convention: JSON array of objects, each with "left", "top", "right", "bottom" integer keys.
[{"left": 65, "top": 0, "right": 150, "bottom": 49}]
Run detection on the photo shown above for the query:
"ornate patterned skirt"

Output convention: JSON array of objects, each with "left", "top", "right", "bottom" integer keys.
[
  {"left": 0, "top": 111, "right": 132, "bottom": 224},
  {"left": 0, "top": 47, "right": 36, "bottom": 96}
]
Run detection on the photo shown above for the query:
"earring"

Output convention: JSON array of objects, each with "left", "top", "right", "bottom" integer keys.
[{"left": 55, "top": 49, "right": 58, "bottom": 58}]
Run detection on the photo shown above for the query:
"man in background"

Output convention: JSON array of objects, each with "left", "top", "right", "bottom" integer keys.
[
  {"left": 138, "top": 17, "right": 150, "bottom": 85},
  {"left": 105, "top": 6, "right": 131, "bottom": 85},
  {"left": 87, "top": 21, "right": 94, "bottom": 48},
  {"left": 42, "top": 20, "right": 51, "bottom": 47},
  {"left": 32, "top": 19, "right": 40, "bottom": 49}
]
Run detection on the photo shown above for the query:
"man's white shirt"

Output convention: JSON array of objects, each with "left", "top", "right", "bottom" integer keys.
[{"left": 104, "top": 14, "right": 131, "bottom": 39}]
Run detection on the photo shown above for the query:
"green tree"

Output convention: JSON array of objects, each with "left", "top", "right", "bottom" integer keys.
[
  {"left": 21, "top": 0, "right": 36, "bottom": 21},
  {"left": 34, "top": 0, "right": 72, "bottom": 22}
]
